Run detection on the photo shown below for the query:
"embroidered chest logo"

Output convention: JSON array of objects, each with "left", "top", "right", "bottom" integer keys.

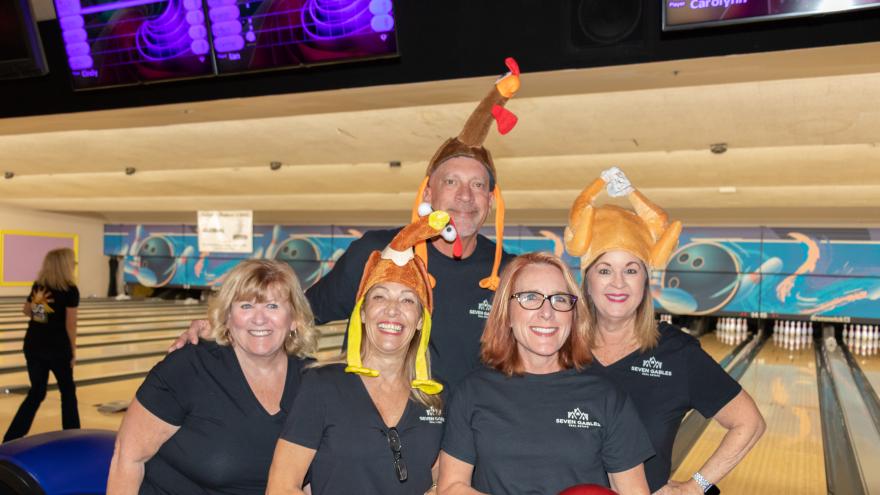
[
  {"left": 630, "top": 356, "right": 672, "bottom": 378},
  {"left": 419, "top": 406, "right": 445, "bottom": 425},
  {"left": 556, "top": 407, "right": 602, "bottom": 429},
  {"left": 468, "top": 299, "right": 492, "bottom": 320}
]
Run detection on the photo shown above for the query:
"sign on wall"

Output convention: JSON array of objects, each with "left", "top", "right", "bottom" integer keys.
[
  {"left": 0, "top": 231, "right": 78, "bottom": 286},
  {"left": 197, "top": 210, "right": 253, "bottom": 254}
]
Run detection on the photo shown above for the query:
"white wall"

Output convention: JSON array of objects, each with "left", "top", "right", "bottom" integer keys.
[{"left": 0, "top": 205, "right": 108, "bottom": 298}]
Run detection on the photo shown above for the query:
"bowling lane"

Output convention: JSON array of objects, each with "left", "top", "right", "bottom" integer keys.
[
  {"left": 0, "top": 341, "right": 170, "bottom": 369},
  {"left": 849, "top": 346, "right": 880, "bottom": 398},
  {"left": 0, "top": 319, "right": 193, "bottom": 340},
  {"left": 0, "top": 329, "right": 183, "bottom": 353},
  {"left": 0, "top": 309, "right": 206, "bottom": 329},
  {"left": 699, "top": 332, "right": 741, "bottom": 363},
  {"left": 672, "top": 340, "right": 825, "bottom": 494}
]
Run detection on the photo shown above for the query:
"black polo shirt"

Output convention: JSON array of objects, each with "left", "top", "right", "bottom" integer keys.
[
  {"left": 306, "top": 228, "right": 513, "bottom": 387},
  {"left": 442, "top": 367, "right": 654, "bottom": 494},
  {"left": 587, "top": 322, "right": 742, "bottom": 492},
  {"left": 280, "top": 364, "right": 444, "bottom": 495},
  {"left": 136, "top": 341, "right": 310, "bottom": 494}
]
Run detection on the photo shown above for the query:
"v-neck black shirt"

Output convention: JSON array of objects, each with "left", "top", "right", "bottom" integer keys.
[
  {"left": 442, "top": 367, "right": 654, "bottom": 495},
  {"left": 306, "top": 228, "right": 513, "bottom": 387},
  {"left": 136, "top": 341, "right": 310, "bottom": 494},
  {"left": 281, "top": 364, "right": 445, "bottom": 495},
  {"left": 587, "top": 323, "right": 742, "bottom": 492}
]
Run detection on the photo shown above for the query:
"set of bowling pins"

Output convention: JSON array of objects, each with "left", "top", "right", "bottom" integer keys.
[
  {"left": 658, "top": 314, "right": 673, "bottom": 324},
  {"left": 716, "top": 317, "right": 748, "bottom": 346},
  {"left": 772, "top": 320, "right": 813, "bottom": 351},
  {"left": 843, "top": 324, "right": 880, "bottom": 356}
]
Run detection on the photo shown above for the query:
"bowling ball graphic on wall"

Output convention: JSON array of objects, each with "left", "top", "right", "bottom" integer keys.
[
  {"left": 658, "top": 242, "right": 741, "bottom": 315},
  {"left": 135, "top": 235, "right": 177, "bottom": 287},
  {"left": 273, "top": 237, "right": 322, "bottom": 287}
]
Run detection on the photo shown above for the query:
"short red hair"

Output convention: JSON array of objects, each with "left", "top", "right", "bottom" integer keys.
[{"left": 480, "top": 252, "right": 593, "bottom": 376}]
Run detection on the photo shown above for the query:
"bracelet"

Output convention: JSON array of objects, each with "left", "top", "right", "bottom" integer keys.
[{"left": 692, "top": 472, "right": 712, "bottom": 493}]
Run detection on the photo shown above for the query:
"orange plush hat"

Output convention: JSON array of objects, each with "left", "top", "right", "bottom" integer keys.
[
  {"left": 411, "top": 57, "right": 522, "bottom": 291},
  {"left": 344, "top": 210, "right": 459, "bottom": 395},
  {"left": 564, "top": 167, "right": 683, "bottom": 271}
]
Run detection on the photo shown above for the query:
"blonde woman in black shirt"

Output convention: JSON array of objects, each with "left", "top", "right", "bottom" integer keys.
[{"left": 4, "top": 247, "right": 80, "bottom": 442}]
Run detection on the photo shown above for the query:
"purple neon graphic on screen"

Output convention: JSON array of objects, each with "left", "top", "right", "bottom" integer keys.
[
  {"left": 134, "top": 0, "right": 196, "bottom": 61},
  {"left": 302, "top": 0, "right": 382, "bottom": 41}
]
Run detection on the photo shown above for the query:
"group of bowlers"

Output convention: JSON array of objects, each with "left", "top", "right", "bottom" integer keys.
[{"left": 105, "top": 58, "right": 766, "bottom": 495}]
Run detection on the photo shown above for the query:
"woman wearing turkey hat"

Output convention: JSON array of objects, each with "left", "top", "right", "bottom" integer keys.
[
  {"left": 267, "top": 211, "right": 458, "bottom": 495},
  {"left": 438, "top": 251, "right": 654, "bottom": 495},
  {"left": 565, "top": 167, "right": 765, "bottom": 495}
]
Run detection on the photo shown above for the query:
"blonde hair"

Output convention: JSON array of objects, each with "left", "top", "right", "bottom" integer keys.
[
  {"left": 209, "top": 260, "right": 319, "bottom": 358},
  {"left": 481, "top": 252, "right": 592, "bottom": 376},
  {"left": 36, "top": 248, "right": 76, "bottom": 291},
  {"left": 582, "top": 257, "right": 659, "bottom": 352}
]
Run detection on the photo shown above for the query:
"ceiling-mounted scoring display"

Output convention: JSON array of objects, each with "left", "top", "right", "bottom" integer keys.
[
  {"left": 53, "top": 0, "right": 398, "bottom": 89},
  {"left": 212, "top": 0, "right": 397, "bottom": 73},
  {"left": 663, "top": 0, "right": 880, "bottom": 31},
  {"left": 55, "top": 0, "right": 216, "bottom": 89}
]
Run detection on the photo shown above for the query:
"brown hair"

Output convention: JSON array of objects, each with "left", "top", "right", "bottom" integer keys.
[
  {"left": 36, "top": 248, "right": 77, "bottom": 291},
  {"left": 480, "top": 252, "right": 592, "bottom": 376},
  {"left": 209, "top": 260, "right": 319, "bottom": 358},
  {"left": 582, "top": 256, "right": 659, "bottom": 352}
]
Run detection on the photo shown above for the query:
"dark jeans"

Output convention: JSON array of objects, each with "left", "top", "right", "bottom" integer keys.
[{"left": 3, "top": 353, "right": 80, "bottom": 442}]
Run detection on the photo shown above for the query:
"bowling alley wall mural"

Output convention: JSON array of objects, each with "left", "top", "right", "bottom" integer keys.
[{"left": 104, "top": 224, "right": 880, "bottom": 322}]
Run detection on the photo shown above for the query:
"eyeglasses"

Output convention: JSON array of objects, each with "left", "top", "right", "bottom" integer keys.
[
  {"left": 386, "top": 427, "right": 407, "bottom": 482},
  {"left": 510, "top": 291, "right": 578, "bottom": 312}
]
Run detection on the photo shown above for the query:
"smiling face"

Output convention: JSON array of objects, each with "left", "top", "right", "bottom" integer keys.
[
  {"left": 423, "top": 156, "right": 493, "bottom": 239},
  {"left": 227, "top": 286, "right": 294, "bottom": 360},
  {"left": 584, "top": 250, "right": 647, "bottom": 326},
  {"left": 509, "top": 263, "right": 574, "bottom": 373},
  {"left": 360, "top": 282, "right": 424, "bottom": 358}
]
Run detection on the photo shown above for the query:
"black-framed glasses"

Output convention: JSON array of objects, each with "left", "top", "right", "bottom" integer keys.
[
  {"left": 386, "top": 427, "right": 408, "bottom": 482},
  {"left": 511, "top": 291, "right": 578, "bottom": 312}
]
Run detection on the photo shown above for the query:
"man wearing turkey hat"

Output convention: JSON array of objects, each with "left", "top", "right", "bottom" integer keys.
[{"left": 305, "top": 58, "right": 522, "bottom": 387}]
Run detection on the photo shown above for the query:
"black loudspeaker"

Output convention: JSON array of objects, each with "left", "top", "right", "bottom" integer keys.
[{"left": 570, "top": 0, "right": 645, "bottom": 47}]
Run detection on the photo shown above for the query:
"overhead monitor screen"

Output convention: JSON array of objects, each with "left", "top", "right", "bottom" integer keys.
[
  {"left": 212, "top": 0, "right": 398, "bottom": 74},
  {"left": 664, "top": 0, "right": 880, "bottom": 30},
  {"left": 55, "top": 0, "right": 216, "bottom": 89},
  {"left": 54, "top": 0, "right": 398, "bottom": 89}
]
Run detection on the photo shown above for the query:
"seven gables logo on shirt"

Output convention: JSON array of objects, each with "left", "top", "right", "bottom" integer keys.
[
  {"left": 556, "top": 407, "right": 602, "bottom": 429},
  {"left": 630, "top": 356, "right": 673, "bottom": 378},
  {"left": 419, "top": 406, "right": 445, "bottom": 425},
  {"left": 468, "top": 299, "right": 493, "bottom": 320}
]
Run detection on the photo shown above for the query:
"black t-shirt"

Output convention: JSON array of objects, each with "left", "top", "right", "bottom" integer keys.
[
  {"left": 587, "top": 322, "right": 742, "bottom": 492},
  {"left": 280, "top": 364, "right": 445, "bottom": 495},
  {"left": 136, "top": 341, "right": 310, "bottom": 494},
  {"left": 442, "top": 367, "right": 654, "bottom": 494},
  {"left": 23, "top": 283, "right": 79, "bottom": 358},
  {"left": 306, "top": 228, "right": 513, "bottom": 386}
]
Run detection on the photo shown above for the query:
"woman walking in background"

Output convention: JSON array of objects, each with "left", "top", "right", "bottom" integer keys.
[{"left": 4, "top": 247, "right": 80, "bottom": 442}]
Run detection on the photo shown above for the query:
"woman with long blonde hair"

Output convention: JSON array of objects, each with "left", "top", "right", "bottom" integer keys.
[{"left": 4, "top": 247, "right": 80, "bottom": 442}]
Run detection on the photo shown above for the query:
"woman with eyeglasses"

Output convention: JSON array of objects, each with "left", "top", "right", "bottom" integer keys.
[
  {"left": 438, "top": 252, "right": 654, "bottom": 494},
  {"left": 267, "top": 213, "right": 455, "bottom": 495},
  {"left": 565, "top": 168, "right": 764, "bottom": 495}
]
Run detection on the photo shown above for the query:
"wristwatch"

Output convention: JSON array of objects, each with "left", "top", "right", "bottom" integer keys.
[{"left": 692, "top": 472, "right": 720, "bottom": 494}]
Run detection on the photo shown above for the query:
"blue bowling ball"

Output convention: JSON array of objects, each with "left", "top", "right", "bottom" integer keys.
[
  {"left": 0, "top": 429, "right": 115, "bottom": 494},
  {"left": 274, "top": 237, "right": 322, "bottom": 287},
  {"left": 136, "top": 235, "right": 176, "bottom": 286},
  {"left": 660, "top": 242, "right": 741, "bottom": 315}
]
